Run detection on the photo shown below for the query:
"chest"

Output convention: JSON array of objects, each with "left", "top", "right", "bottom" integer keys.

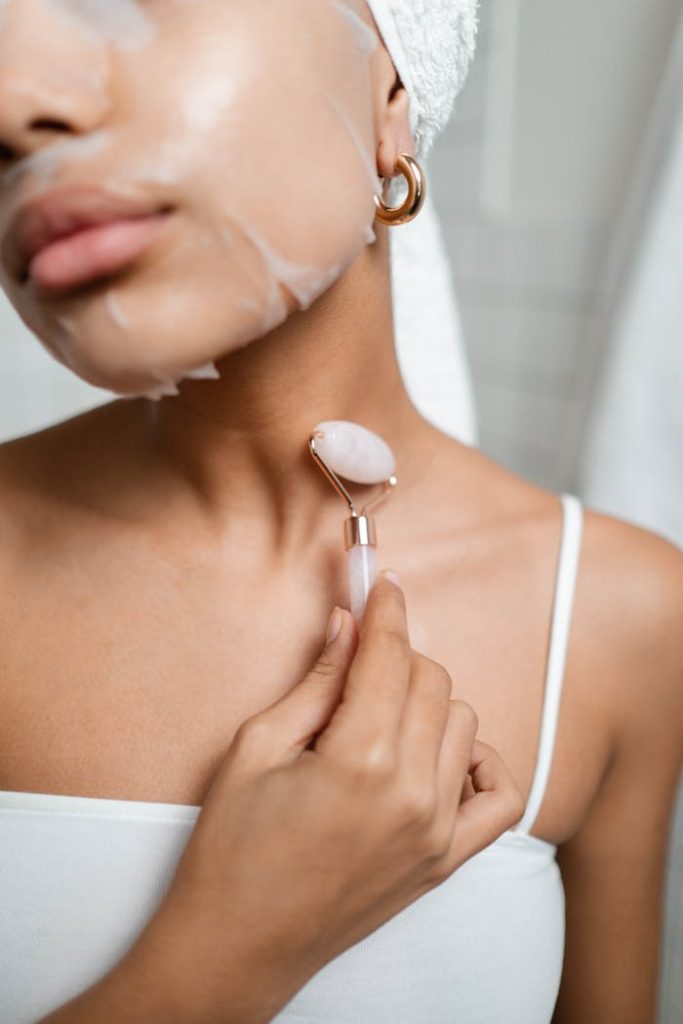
[{"left": 0, "top": 534, "right": 610, "bottom": 844}]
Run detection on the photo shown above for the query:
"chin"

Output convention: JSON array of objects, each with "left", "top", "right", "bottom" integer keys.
[
  {"left": 7, "top": 199, "right": 361, "bottom": 396},
  {"left": 22, "top": 272, "right": 298, "bottom": 397}
]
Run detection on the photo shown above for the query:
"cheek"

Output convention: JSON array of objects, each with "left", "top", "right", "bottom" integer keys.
[
  {"left": 144, "top": 0, "right": 380, "bottom": 275},
  {"left": 234, "top": 5, "right": 380, "bottom": 265},
  {"left": 7, "top": 0, "right": 382, "bottom": 398}
]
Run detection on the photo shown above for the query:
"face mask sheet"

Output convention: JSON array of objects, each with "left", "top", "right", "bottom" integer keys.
[{"left": 0, "top": 0, "right": 382, "bottom": 398}]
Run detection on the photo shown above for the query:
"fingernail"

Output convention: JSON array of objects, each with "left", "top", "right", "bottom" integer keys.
[
  {"left": 326, "top": 606, "right": 343, "bottom": 643},
  {"left": 381, "top": 569, "right": 401, "bottom": 588}
]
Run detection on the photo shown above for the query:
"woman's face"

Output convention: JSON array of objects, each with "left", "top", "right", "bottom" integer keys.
[{"left": 0, "top": 0, "right": 382, "bottom": 397}]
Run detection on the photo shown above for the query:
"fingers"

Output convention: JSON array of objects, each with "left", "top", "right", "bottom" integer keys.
[
  {"left": 433, "top": 698, "right": 479, "bottom": 813},
  {"left": 444, "top": 738, "right": 526, "bottom": 866},
  {"left": 397, "top": 653, "right": 453, "bottom": 780},
  {"left": 460, "top": 774, "right": 477, "bottom": 802},
  {"left": 329, "top": 573, "right": 412, "bottom": 743},
  {"left": 233, "top": 606, "right": 357, "bottom": 770}
]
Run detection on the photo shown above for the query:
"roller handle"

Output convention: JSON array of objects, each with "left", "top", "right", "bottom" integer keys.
[{"left": 347, "top": 543, "right": 377, "bottom": 630}]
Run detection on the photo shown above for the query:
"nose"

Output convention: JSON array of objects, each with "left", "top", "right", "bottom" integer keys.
[{"left": 0, "top": 1, "right": 110, "bottom": 171}]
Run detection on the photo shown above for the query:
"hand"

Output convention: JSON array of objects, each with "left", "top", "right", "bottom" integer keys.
[{"left": 130, "top": 573, "right": 525, "bottom": 1024}]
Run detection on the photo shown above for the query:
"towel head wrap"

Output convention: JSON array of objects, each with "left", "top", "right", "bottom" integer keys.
[
  {"left": 365, "top": 0, "right": 480, "bottom": 158},
  {"left": 364, "top": 0, "right": 481, "bottom": 445}
]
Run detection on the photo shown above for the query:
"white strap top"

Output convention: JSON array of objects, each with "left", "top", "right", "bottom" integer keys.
[
  {"left": 514, "top": 491, "right": 584, "bottom": 836},
  {"left": 0, "top": 493, "right": 584, "bottom": 1024}
]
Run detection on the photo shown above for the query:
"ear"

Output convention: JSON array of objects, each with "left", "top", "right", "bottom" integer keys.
[{"left": 376, "top": 84, "right": 415, "bottom": 179}]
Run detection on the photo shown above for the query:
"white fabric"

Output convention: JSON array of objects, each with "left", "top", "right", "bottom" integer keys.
[
  {"left": 391, "top": 191, "right": 478, "bottom": 445},
  {"left": 0, "top": 492, "right": 583, "bottom": 1024},
  {"left": 515, "top": 494, "right": 583, "bottom": 834},
  {"left": 365, "top": 0, "right": 480, "bottom": 159},
  {"left": 368, "top": 0, "right": 481, "bottom": 446}
]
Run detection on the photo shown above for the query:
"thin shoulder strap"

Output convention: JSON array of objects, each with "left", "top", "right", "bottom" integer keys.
[{"left": 514, "top": 492, "right": 584, "bottom": 836}]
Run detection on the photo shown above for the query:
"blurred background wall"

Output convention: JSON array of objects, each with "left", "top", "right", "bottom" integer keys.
[{"left": 0, "top": 0, "right": 681, "bottom": 1020}]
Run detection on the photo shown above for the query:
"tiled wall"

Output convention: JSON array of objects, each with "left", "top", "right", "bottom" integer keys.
[{"left": 430, "top": 20, "right": 611, "bottom": 493}]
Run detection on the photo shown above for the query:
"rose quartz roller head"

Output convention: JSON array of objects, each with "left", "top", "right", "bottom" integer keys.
[{"left": 309, "top": 421, "right": 398, "bottom": 627}]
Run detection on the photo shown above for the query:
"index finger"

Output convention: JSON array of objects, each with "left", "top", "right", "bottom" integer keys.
[{"left": 333, "top": 573, "right": 412, "bottom": 738}]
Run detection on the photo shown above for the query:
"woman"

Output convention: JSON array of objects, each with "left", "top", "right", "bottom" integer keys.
[{"left": 0, "top": 1, "right": 681, "bottom": 1022}]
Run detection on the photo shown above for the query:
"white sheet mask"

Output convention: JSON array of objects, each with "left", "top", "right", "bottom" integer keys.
[
  {"left": 0, "top": 0, "right": 386, "bottom": 399},
  {"left": 43, "top": 0, "right": 157, "bottom": 52},
  {"left": 2, "top": 133, "right": 110, "bottom": 191}
]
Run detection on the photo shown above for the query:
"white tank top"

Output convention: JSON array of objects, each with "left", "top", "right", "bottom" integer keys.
[{"left": 0, "top": 493, "right": 584, "bottom": 1024}]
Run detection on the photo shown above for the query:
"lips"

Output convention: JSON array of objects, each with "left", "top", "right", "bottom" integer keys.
[{"left": 2, "top": 185, "right": 174, "bottom": 296}]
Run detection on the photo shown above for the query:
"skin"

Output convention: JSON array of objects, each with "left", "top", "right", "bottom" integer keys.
[{"left": 0, "top": 2, "right": 681, "bottom": 1022}]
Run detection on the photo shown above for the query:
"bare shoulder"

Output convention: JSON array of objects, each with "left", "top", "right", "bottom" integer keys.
[
  {"left": 552, "top": 504, "right": 682, "bottom": 1023},
  {"left": 577, "top": 503, "right": 683, "bottom": 729},
  {"left": 433, "top": 440, "right": 682, "bottom": 726},
  {"left": 472, "top": 453, "right": 683, "bottom": 716}
]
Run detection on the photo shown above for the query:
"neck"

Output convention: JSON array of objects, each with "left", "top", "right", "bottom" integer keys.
[{"left": 143, "top": 228, "right": 441, "bottom": 565}]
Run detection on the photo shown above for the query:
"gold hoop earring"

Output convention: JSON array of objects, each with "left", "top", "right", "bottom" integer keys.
[{"left": 374, "top": 153, "right": 426, "bottom": 226}]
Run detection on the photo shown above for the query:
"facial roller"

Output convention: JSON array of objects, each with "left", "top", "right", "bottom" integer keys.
[{"left": 309, "top": 420, "right": 398, "bottom": 627}]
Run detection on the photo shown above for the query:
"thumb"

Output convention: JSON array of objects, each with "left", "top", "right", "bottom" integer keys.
[{"left": 258, "top": 606, "right": 356, "bottom": 764}]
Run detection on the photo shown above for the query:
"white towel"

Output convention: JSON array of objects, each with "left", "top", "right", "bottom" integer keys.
[
  {"left": 366, "top": 1, "right": 480, "bottom": 445},
  {"left": 391, "top": 191, "right": 479, "bottom": 446},
  {"left": 366, "top": 0, "right": 480, "bottom": 158}
]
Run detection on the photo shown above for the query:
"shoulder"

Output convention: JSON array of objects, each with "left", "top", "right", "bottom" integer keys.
[
  {"left": 437, "top": 445, "right": 682, "bottom": 708},
  {"left": 580, "top": 503, "right": 682, "bottom": 630},
  {"left": 501, "top": 480, "right": 682, "bottom": 794},
  {"left": 481, "top": 467, "right": 682, "bottom": 701},
  {"left": 435, "top": 438, "right": 681, "bottom": 739},
  {"left": 552, "top": 504, "right": 681, "bottom": 1021},
  {"left": 559, "top": 499, "right": 682, "bottom": 848},
  {"left": 576, "top": 503, "right": 683, "bottom": 737}
]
